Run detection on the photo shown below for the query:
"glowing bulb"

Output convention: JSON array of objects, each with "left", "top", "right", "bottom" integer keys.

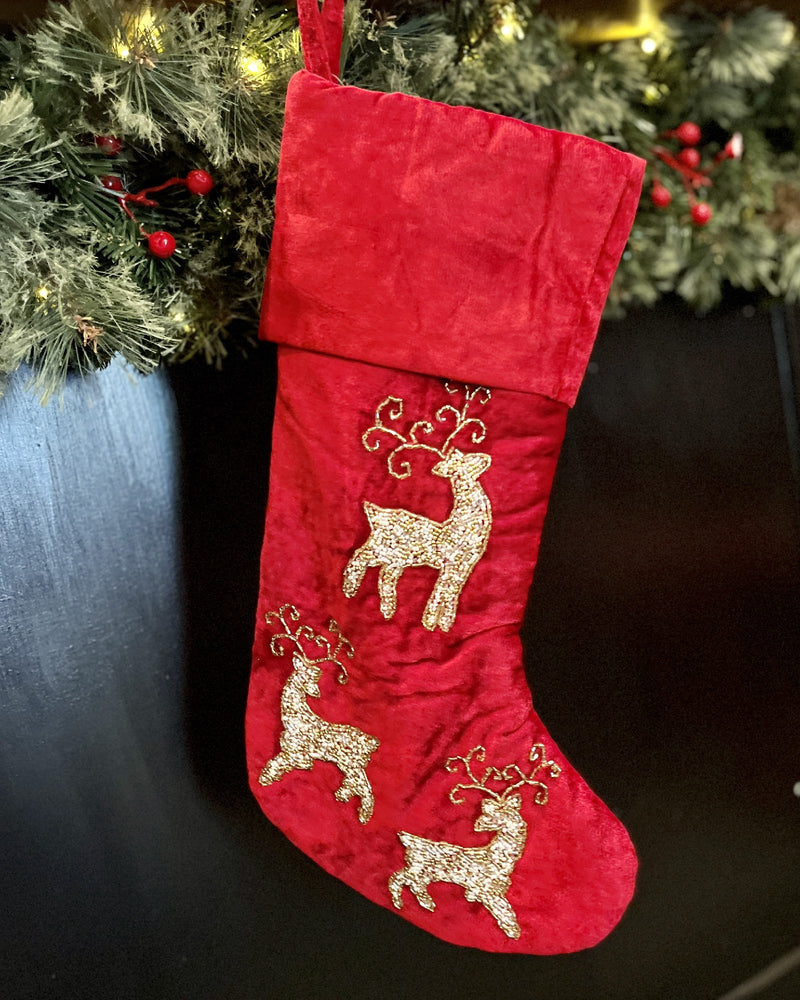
[
  {"left": 113, "top": 9, "right": 161, "bottom": 60},
  {"left": 643, "top": 83, "right": 661, "bottom": 104},
  {"left": 496, "top": 4, "right": 524, "bottom": 42},
  {"left": 127, "top": 8, "right": 158, "bottom": 35},
  {"left": 37, "top": 286, "right": 50, "bottom": 299},
  {"left": 240, "top": 54, "right": 267, "bottom": 79},
  {"left": 641, "top": 36, "right": 657, "bottom": 54}
]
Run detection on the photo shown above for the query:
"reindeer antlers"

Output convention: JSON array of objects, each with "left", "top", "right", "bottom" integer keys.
[
  {"left": 264, "top": 604, "right": 354, "bottom": 683},
  {"left": 446, "top": 744, "right": 560, "bottom": 806},
  {"left": 499, "top": 744, "right": 562, "bottom": 806},
  {"left": 362, "top": 396, "right": 440, "bottom": 479},
  {"left": 362, "top": 383, "right": 491, "bottom": 480},
  {"left": 447, "top": 745, "right": 504, "bottom": 803},
  {"left": 439, "top": 383, "right": 491, "bottom": 456}
]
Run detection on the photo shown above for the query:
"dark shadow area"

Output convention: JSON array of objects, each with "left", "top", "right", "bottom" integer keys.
[
  {"left": 2, "top": 301, "right": 798, "bottom": 999},
  {"left": 169, "top": 340, "right": 277, "bottom": 804},
  {"left": 162, "top": 298, "right": 799, "bottom": 999},
  {"left": 524, "top": 299, "right": 800, "bottom": 999}
]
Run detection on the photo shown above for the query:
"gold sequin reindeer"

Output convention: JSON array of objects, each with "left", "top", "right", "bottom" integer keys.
[
  {"left": 388, "top": 744, "right": 560, "bottom": 938},
  {"left": 258, "top": 605, "right": 380, "bottom": 824},
  {"left": 343, "top": 384, "right": 492, "bottom": 633}
]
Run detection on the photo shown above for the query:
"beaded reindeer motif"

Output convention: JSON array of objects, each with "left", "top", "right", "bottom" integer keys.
[
  {"left": 389, "top": 745, "right": 560, "bottom": 938},
  {"left": 258, "top": 605, "right": 380, "bottom": 824},
  {"left": 343, "top": 383, "right": 492, "bottom": 633}
]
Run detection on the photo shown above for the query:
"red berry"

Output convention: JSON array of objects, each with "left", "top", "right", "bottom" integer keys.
[
  {"left": 147, "top": 230, "right": 177, "bottom": 258},
  {"left": 678, "top": 147, "right": 701, "bottom": 169},
  {"left": 95, "top": 134, "right": 122, "bottom": 157},
  {"left": 185, "top": 169, "right": 213, "bottom": 196},
  {"left": 650, "top": 182, "right": 672, "bottom": 208},
  {"left": 676, "top": 121, "right": 702, "bottom": 146},
  {"left": 690, "top": 202, "right": 712, "bottom": 226},
  {"left": 100, "top": 175, "right": 124, "bottom": 191}
]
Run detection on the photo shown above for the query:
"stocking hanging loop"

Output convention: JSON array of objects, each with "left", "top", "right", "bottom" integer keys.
[{"left": 296, "top": 0, "right": 344, "bottom": 82}]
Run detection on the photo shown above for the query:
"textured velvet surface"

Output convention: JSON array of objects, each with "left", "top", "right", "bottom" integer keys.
[
  {"left": 246, "top": 348, "right": 637, "bottom": 953},
  {"left": 248, "top": 0, "right": 643, "bottom": 954},
  {"left": 261, "top": 71, "right": 644, "bottom": 406},
  {"left": 295, "top": 0, "right": 343, "bottom": 80}
]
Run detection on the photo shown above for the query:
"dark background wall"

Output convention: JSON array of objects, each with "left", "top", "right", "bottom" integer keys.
[
  {"left": 2, "top": 2, "right": 799, "bottom": 995},
  {"left": 1, "top": 299, "right": 798, "bottom": 999}
]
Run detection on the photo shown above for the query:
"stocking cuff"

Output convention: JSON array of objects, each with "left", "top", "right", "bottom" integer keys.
[{"left": 261, "top": 71, "right": 645, "bottom": 406}]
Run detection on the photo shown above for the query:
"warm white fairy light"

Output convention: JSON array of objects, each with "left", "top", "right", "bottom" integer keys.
[
  {"left": 240, "top": 53, "right": 268, "bottom": 81},
  {"left": 169, "top": 308, "right": 193, "bottom": 333},
  {"left": 496, "top": 4, "right": 524, "bottom": 42},
  {"left": 113, "top": 8, "right": 161, "bottom": 61},
  {"left": 641, "top": 36, "right": 658, "bottom": 54},
  {"left": 36, "top": 286, "right": 50, "bottom": 299}
]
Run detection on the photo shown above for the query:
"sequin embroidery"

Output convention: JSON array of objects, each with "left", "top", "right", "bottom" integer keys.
[
  {"left": 388, "top": 745, "right": 560, "bottom": 938},
  {"left": 343, "top": 383, "right": 493, "bottom": 633},
  {"left": 258, "top": 605, "right": 380, "bottom": 824}
]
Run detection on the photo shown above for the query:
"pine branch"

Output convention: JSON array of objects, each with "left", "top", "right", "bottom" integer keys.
[
  {"left": 1, "top": 0, "right": 799, "bottom": 396},
  {"left": 0, "top": 88, "right": 61, "bottom": 230}
]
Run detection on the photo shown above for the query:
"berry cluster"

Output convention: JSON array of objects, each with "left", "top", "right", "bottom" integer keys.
[
  {"left": 648, "top": 121, "right": 743, "bottom": 227},
  {"left": 95, "top": 134, "right": 213, "bottom": 257}
]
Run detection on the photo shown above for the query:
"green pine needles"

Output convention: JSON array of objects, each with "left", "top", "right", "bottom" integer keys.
[{"left": 1, "top": 0, "right": 799, "bottom": 397}]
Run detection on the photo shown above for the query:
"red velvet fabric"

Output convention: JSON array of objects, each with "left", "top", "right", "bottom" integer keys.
[
  {"left": 294, "top": 0, "right": 343, "bottom": 81},
  {"left": 247, "top": 350, "right": 637, "bottom": 953},
  {"left": 247, "top": 0, "right": 645, "bottom": 953},
  {"left": 261, "top": 70, "right": 644, "bottom": 405}
]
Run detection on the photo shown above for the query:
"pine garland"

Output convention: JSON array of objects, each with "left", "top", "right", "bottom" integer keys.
[{"left": 0, "top": 0, "right": 798, "bottom": 397}]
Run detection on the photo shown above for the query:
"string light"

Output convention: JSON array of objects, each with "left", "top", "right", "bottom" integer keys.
[
  {"left": 240, "top": 53, "right": 268, "bottom": 80},
  {"left": 169, "top": 309, "right": 193, "bottom": 333},
  {"left": 641, "top": 36, "right": 658, "bottom": 54},
  {"left": 36, "top": 286, "right": 50, "bottom": 299},
  {"left": 113, "top": 8, "right": 161, "bottom": 62},
  {"left": 495, "top": 4, "right": 524, "bottom": 42}
]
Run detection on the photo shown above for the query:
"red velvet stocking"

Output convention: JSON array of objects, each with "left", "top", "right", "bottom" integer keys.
[{"left": 246, "top": 0, "right": 645, "bottom": 954}]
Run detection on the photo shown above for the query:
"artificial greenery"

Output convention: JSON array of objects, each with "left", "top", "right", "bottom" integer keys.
[{"left": 1, "top": 0, "right": 798, "bottom": 397}]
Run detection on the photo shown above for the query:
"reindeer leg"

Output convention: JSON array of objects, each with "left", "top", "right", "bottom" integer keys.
[
  {"left": 377, "top": 564, "right": 402, "bottom": 620},
  {"left": 356, "top": 787, "right": 374, "bottom": 824},
  {"left": 334, "top": 767, "right": 375, "bottom": 823},
  {"left": 407, "top": 874, "right": 436, "bottom": 912},
  {"left": 258, "top": 753, "right": 290, "bottom": 786},
  {"left": 354, "top": 770, "right": 375, "bottom": 824},
  {"left": 483, "top": 894, "right": 521, "bottom": 940},
  {"left": 388, "top": 870, "right": 407, "bottom": 909},
  {"left": 422, "top": 570, "right": 458, "bottom": 632},
  {"left": 342, "top": 545, "right": 371, "bottom": 597},
  {"left": 334, "top": 779, "right": 354, "bottom": 803},
  {"left": 390, "top": 848, "right": 436, "bottom": 912},
  {"left": 391, "top": 870, "right": 435, "bottom": 911}
]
